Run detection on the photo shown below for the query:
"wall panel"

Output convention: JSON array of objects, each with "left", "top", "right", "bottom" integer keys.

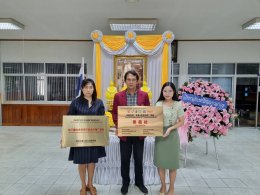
[{"left": 2, "top": 104, "right": 69, "bottom": 126}]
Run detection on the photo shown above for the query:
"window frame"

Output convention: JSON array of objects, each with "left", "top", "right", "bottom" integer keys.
[{"left": 1, "top": 62, "right": 87, "bottom": 104}]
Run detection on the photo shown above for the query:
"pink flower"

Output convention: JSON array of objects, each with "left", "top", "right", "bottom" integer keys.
[
  {"left": 179, "top": 80, "right": 234, "bottom": 140},
  {"left": 208, "top": 124, "right": 216, "bottom": 130}
]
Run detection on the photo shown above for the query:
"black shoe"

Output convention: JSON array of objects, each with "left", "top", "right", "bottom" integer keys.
[
  {"left": 121, "top": 184, "right": 129, "bottom": 194},
  {"left": 135, "top": 184, "right": 148, "bottom": 194}
]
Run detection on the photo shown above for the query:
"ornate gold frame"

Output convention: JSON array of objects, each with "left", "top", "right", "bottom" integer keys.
[{"left": 114, "top": 55, "right": 147, "bottom": 91}]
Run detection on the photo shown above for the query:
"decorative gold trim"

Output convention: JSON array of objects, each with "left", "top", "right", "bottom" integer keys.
[{"left": 114, "top": 55, "right": 147, "bottom": 91}]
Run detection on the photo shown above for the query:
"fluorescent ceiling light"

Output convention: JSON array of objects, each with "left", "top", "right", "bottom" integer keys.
[
  {"left": 125, "top": 0, "right": 139, "bottom": 2},
  {"left": 242, "top": 17, "right": 260, "bottom": 30},
  {"left": 0, "top": 18, "right": 25, "bottom": 30},
  {"left": 109, "top": 18, "right": 157, "bottom": 31}
]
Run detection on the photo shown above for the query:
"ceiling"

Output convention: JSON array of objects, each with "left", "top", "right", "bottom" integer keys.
[{"left": 0, "top": 0, "right": 260, "bottom": 40}]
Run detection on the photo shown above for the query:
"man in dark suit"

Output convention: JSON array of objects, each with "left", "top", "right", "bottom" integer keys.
[{"left": 112, "top": 70, "right": 150, "bottom": 195}]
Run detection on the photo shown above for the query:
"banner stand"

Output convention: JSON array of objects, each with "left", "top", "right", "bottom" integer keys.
[{"left": 183, "top": 137, "right": 221, "bottom": 170}]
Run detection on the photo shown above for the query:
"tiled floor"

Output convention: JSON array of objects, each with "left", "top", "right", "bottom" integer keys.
[{"left": 0, "top": 126, "right": 260, "bottom": 195}]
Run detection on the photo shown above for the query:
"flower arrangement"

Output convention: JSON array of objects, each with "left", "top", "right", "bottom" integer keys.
[{"left": 178, "top": 80, "right": 235, "bottom": 141}]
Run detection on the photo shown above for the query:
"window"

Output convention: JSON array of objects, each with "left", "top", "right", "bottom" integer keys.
[
  {"left": 189, "top": 77, "right": 210, "bottom": 82},
  {"left": 67, "top": 63, "right": 87, "bottom": 74},
  {"left": 3, "top": 63, "right": 23, "bottom": 73},
  {"left": 25, "top": 76, "right": 44, "bottom": 101},
  {"left": 171, "top": 62, "right": 179, "bottom": 87},
  {"left": 188, "top": 63, "right": 211, "bottom": 74},
  {"left": 188, "top": 63, "right": 234, "bottom": 96},
  {"left": 212, "top": 63, "right": 235, "bottom": 75},
  {"left": 24, "top": 63, "right": 44, "bottom": 74},
  {"left": 67, "top": 77, "right": 79, "bottom": 101},
  {"left": 46, "top": 63, "right": 65, "bottom": 74},
  {"left": 5, "top": 76, "right": 24, "bottom": 101},
  {"left": 47, "top": 77, "right": 66, "bottom": 101},
  {"left": 3, "top": 62, "right": 87, "bottom": 102},
  {"left": 212, "top": 77, "right": 232, "bottom": 95},
  {"left": 23, "top": 63, "right": 45, "bottom": 100},
  {"left": 237, "top": 63, "right": 259, "bottom": 74}
]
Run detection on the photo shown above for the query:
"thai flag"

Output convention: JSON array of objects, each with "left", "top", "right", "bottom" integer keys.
[{"left": 76, "top": 58, "right": 84, "bottom": 98}]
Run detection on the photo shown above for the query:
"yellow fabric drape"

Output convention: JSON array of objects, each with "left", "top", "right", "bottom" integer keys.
[
  {"left": 102, "top": 36, "right": 126, "bottom": 51},
  {"left": 135, "top": 35, "right": 162, "bottom": 50},
  {"left": 161, "top": 43, "right": 168, "bottom": 86},
  {"left": 95, "top": 43, "right": 102, "bottom": 98},
  {"left": 102, "top": 35, "right": 163, "bottom": 51},
  {"left": 94, "top": 34, "right": 170, "bottom": 96}
]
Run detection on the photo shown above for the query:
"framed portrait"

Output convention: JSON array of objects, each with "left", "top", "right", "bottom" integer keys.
[{"left": 114, "top": 55, "right": 147, "bottom": 91}]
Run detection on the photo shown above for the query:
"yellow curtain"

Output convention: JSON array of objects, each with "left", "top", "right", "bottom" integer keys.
[
  {"left": 101, "top": 35, "right": 163, "bottom": 51},
  {"left": 161, "top": 43, "right": 168, "bottom": 86},
  {"left": 95, "top": 43, "right": 102, "bottom": 98},
  {"left": 102, "top": 36, "right": 126, "bottom": 51},
  {"left": 136, "top": 35, "right": 162, "bottom": 50}
]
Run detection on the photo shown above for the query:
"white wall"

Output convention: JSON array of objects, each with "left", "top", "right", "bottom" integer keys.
[
  {"left": 1, "top": 40, "right": 260, "bottom": 95},
  {"left": 2, "top": 40, "right": 260, "bottom": 88},
  {"left": 0, "top": 41, "right": 94, "bottom": 74},
  {"left": 178, "top": 41, "right": 260, "bottom": 86}
]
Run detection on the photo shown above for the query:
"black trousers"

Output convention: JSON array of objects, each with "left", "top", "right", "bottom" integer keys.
[{"left": 120, "top": 137, "right": 144, "bottom": 186}]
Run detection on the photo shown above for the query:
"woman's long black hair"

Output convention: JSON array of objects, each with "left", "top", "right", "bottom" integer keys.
[
  {"left": 80, "top": 78, "right": 97, "bottom": 101},
  {"left": 156, "top": 82, "right": 179, "bottom": 102}
]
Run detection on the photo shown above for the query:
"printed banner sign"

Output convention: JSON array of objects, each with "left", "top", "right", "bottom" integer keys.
[{"left": 182, "top": 93, "right": 227, "bottom": 110}]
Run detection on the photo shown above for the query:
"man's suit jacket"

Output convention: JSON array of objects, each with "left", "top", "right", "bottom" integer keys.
[{"left": 112, "top": 89, "right": 150, "bottom": 141}]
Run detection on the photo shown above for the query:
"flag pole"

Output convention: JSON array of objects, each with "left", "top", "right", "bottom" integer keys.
[
  {"left": 76, "top": 57, "right": 85, "bottom": 98},
  {"left": 82, "top": 57, "right": 85, "bottom": 78}
]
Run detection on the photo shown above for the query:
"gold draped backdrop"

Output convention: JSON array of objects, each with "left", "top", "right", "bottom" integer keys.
[{"left": 92, "top": 31, "right": 173, "bottom": 98}]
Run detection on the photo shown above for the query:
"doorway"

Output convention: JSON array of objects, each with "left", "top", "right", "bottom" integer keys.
[{"left": 235, "top": 78, "right": 257, "bottom": 127}]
